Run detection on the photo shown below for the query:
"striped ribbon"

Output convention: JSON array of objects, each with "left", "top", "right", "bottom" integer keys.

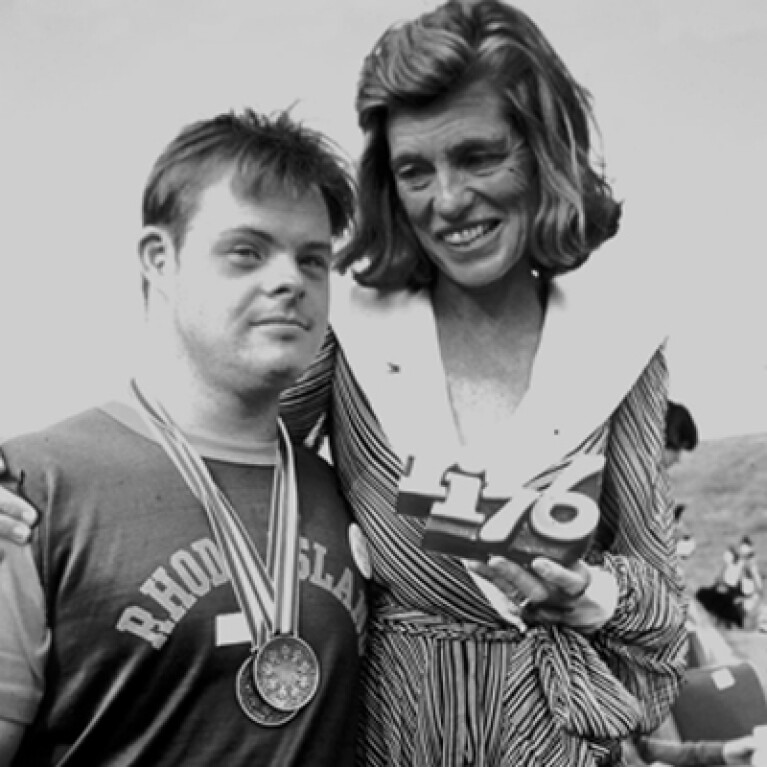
[{"left": 130, "top": 380, "right": 300, "bottom": 649}]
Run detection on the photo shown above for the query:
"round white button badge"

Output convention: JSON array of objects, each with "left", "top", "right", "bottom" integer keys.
[{"left": 348, "top": 523, "right": 372, "bottom": 579}]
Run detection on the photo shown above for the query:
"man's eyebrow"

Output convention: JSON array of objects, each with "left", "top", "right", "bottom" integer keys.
[
  {"left": 219, "top": 227, "right": 331, "bottom": 254},
  {"left": 300, "top": 241, "right": 333, "bottom": 255}
]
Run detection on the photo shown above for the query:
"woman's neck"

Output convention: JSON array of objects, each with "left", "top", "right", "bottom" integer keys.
[{"left": 432, "top": 262, "right": 545, "bottom": 338}]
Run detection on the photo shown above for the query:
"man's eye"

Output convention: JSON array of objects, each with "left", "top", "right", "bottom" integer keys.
[
  {"left": 229, "top": 246, "right": 262, "bottom": 264},
  {"left": 300, "top": 254, "right": 329, "bottom": 272}
]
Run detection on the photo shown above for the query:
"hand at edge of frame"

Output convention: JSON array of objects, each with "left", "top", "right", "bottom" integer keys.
[{"left": 0, "top": 452, "right": 38, "bottom": 545}]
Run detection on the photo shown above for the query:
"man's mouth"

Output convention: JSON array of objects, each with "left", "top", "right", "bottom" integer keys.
[
  {"left": 254, "top": 316, "right": 309, "bottom": 331},
  {"left": 439, "top": 221, "right": 500, "bottom": 248}
]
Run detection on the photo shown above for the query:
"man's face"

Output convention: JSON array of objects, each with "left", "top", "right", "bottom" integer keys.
[{"left": 161, "top": 173, "right": 332, "bottom": 398}]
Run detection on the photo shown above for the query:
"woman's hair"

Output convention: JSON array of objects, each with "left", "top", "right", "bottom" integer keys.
[{"left": 338, "top": 0, "right": 622, "bottom": 290}]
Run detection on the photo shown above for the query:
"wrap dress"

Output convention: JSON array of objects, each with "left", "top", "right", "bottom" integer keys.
[{"left": 282, "top": 261, "right": 688, "bottom": 767}]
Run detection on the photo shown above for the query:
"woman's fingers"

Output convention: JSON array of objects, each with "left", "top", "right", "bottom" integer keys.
[
  {"left": 530, "top": 558, "right": 591, "bottom": 601},
  {"left": 468, "top": 557, "right": 550, "bottom": 605},
  {"left": 0, "top": 485, "right": 38, "bottom": 544}
]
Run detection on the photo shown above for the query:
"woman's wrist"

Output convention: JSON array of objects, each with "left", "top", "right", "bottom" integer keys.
[{"left": 558, "top": 565, "right": 619, "bottom": 633}]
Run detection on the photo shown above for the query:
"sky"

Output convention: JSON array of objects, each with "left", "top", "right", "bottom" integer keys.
[{"left": 0, "top": 0, "right": 765, "bottom": 441}]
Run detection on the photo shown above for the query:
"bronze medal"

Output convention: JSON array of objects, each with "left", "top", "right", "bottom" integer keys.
[
  {"left": 236, "top": 656, "right": 297, "bottom": 727},
  {"left": 253, "top": 634, "right": 321, "bottom": 712}
]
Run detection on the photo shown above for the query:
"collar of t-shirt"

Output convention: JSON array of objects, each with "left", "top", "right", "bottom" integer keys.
[{"left": 99, "top": 392, "right": 278, "bottom": 467}]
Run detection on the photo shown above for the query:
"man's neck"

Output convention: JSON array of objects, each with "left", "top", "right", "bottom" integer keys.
[{"left": 135, "top": 356, "right": 281, "bottom": 448}]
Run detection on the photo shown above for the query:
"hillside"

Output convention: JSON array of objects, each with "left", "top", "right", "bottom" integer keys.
[
  {"left": 669, "top": 431, "right": 767, "bottom": 691},
  {"left": 669, "top": 431, "right": 767, "bottom": 596}
]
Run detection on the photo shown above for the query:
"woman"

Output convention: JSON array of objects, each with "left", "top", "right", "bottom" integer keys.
[
  {"left": 283, "top": 2, "right": 686, "bottom": 765},
  {"left": 0, "top": 2, "right": 686, "bottom": 765}
]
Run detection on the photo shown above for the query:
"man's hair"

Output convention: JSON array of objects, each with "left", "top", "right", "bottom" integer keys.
[
  {"left": 665, "top": 401, "right": 699, "bottom": 451},
  {"left": 337, "top": 0, "right": 621, "bottom": 290},
  {"left": 141, "top": 109, "right": 356, "bottom": 293}
]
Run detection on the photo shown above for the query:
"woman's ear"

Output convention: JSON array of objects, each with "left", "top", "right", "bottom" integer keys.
[{"left": 138, "top": 226, "right": 176, "bottom": 297}]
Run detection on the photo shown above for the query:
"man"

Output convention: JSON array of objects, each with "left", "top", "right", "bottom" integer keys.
[{"left": 0, "top": 110, "right": 367, "bottom": 766}]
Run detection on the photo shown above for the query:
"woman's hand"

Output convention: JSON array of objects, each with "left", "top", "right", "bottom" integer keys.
[
  {"left": 0, "top": 453, "right": 37, "bottom": 545},
  {"left": 468, "top": 555, "right": 619, "bottom": 632}
]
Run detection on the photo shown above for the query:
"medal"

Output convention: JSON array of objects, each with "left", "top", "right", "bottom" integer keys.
[
  {"left": 236, "top": 655, "right": 297, "bottom": 727},
  {"left": 254, "top": 634, "right": 320, "bottom": 712},
  {"left": 131, "top": 381, "right": 321, "bottom": 726}
]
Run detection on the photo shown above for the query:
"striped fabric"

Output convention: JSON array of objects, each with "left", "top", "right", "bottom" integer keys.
[{"left": 281, "top": 331, "right": 687, "bottom": 767}]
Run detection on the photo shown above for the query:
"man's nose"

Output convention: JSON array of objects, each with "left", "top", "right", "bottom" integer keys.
[{"left": 264, "top": 253, "right": 306, "bottom": 298}]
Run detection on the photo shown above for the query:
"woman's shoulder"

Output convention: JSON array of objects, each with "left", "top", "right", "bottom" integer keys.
[{"left": 550, "top": 247, "right": 670, "bottom": 359}]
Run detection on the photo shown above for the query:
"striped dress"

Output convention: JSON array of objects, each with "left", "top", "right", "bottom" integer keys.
[{"left": 282, "top": 274, "right": 688, "bottom": 767}]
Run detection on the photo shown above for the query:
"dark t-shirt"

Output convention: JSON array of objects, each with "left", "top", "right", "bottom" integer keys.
[{"left": 0, "top": 406, "right": 368, "bottom": 766}]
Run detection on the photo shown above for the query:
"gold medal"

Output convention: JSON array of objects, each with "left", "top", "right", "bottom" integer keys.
[
  {"left": 236, "top": 656, "right": 297, "bottom": 727},
  {"left": 254, "top": 634, "right": 321, "bottom": 712}
]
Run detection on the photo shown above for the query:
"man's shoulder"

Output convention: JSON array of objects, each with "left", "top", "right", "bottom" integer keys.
[
  {"left": 2, "top": 407, "right": 135, "bottom": 467},
  {"left": 293, "top": 443, "right": 337, "bottom": 484}
]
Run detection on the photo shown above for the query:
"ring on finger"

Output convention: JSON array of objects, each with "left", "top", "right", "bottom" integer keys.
[{"left": 517, "top": 596, "right": 533, "bottom": 612}]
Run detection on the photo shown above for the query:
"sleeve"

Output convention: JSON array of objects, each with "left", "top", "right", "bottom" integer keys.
[
  {"left": 589, "top": 346, "right": 688, "bottom": 732},
  {"left": 634, "top": 735, "right": 726, "bottom": 766},
  {"left": 0, "top": 539, "right": 49, "bottom": 725},
  {"left": 279, "top": 327, "right": 338, "bottom": 450}
]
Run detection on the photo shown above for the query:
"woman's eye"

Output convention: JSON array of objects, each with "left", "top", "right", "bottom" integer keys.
[
  {"left": 395, "top": 164, "right": 432, "bottom": 189},
  {"left": 464, "top": 153, "right": 505, "bottom": 173}
]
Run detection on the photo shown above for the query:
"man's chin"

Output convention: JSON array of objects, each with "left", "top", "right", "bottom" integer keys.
[{"left": 249, "top": 360, "right": 309, "bottom": 393}]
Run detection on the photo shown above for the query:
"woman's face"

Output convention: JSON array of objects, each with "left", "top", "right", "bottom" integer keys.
[{"left": 387, "top": 79, "right": 536, "bottom": 290}]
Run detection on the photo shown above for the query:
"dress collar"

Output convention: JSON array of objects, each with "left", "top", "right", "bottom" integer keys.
[{"left": 330, "top": 256, "right": 667, "bottom": 491}]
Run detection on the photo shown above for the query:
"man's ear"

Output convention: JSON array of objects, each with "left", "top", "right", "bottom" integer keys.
[{"left": 138, "top": 226, "right": 176, "bottom": 296}]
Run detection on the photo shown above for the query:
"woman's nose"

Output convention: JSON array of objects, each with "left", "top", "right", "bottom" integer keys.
[{"left": 433, "top": 167, "right": 473, "bottom": 217}]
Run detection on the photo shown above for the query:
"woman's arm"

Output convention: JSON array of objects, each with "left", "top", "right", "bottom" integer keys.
[{"left": 590, "top": 346, "right": 688, "bottom": 731}]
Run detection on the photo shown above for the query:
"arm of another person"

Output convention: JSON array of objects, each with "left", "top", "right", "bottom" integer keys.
[
  {"left": 635, "top": 733, "right": 756, "bottom": 766},
  {"left": 589, "top": 347, "right": 688, "bottom": 731},
  {"left": 0, "top": 720, "right": 25, "bottom": 767},
  {"left": 635, "top": 735, "right": 725, "bottom": 766},
  {"left": 279, "top": 327, "right": 337, "bottom": 449},
  {"left": 0, "top": 538, "right": 49, "bottom": 765}
]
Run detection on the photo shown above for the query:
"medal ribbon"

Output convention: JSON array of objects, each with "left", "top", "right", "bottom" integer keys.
[{"left": 130, "top": 380, "right": 300, "bottom": 647}]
